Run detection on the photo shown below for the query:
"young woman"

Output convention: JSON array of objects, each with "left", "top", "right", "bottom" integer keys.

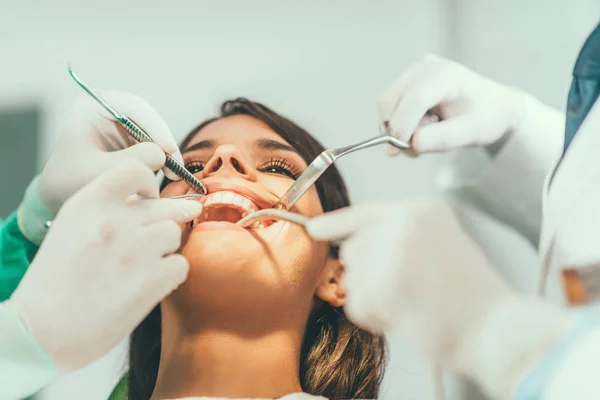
[{"left": 110, "top": 98, "right": 386, "bottom": 400}]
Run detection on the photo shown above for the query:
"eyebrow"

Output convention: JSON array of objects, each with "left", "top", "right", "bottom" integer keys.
[
  {"left": 256, "top": 138, "right": 296, "bottom": 153},
  {"left": 183, "top": 138, "right": 296, "bottom": 154},
  {"left": 182, "top": 140, "right": 215, "bottom": 153}
]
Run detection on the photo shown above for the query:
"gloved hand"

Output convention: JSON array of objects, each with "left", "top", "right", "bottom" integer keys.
[
  {"left": 43, "top": 90, "right": 183, "bottom": 211},
  {"left": 309, "top": 198, "right": 511, "bottom": 354},
  {"left": 7, "top": 160, "right": 202, "bottom": 373},
  {"left": 307, "top": 199, "right": 571, "bottom": 399},
  {"left": 19, "top": 91, "right": 182, "bottom": 244},
  {"left": 379, "top": 54, "right": 532, "bottom": 155}
]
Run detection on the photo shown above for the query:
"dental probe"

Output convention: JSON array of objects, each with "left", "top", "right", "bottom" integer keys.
[
  {"left": 237, "top": 209, "right": 310, "bottom": 228},
  {"left": 169, "top": 194, "right": 206, "bottom": 200},
  {"left": 274, "top": 126, "right": 409, "bottom": 211},
  {"left": 274, "top": 113, "right": 440, "bottom": 211},
  {"left": 236, "top": 209, "right": 346, "bottom": 246},
  {"left": 68, "top": 66, "right": 207, "bottom": 195}
]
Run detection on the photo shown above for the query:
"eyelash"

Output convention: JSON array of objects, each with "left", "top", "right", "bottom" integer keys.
[
  {"left": 184, "top": 157, "right": 206, "bottom": 175},
  {"left": 184, "top": 157, "right": 301, "bottom": 180},
  {"left": 259, "top": 158, "right": 301, "bottom": 180}
]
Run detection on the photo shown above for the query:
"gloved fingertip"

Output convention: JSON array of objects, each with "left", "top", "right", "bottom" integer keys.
[
  {"left": 177, "top": 200, "right": 203, "bottom": 221},
  {"left": 378, "top": 91, "right": 398, "bottom": 122},
  {"left": 153, "top": 255, "right": 190, "bottom": 297},
  {"left": 345, "top": 299, "right": 388, "bottom": 334},
  {"left": 307, "top": 216, "right": 349, "bottom": 241},
  {"left": 308, "top": 206, "right": 369, "bottom": 240},
  {"left": 170, "top": 148, "right": 184, "bottom": 164},
  {"left": 162, "top": 167, "right": 181, "bottom": 181},
  {"left": 386, "top": 144, "right": 401, "bottom": 157},
  {"left": 305, "top": 218, "right": 328, "bottom": 239},
  {"left": 344, "top": 298, "right": 367, "bottom": 325},
  {"left": 157, "top": 139, "right": 178, "bottom": 156},
  {"left": 168, "top": 255, "right": 190, "bottom": 285},
  {"left": 412, "top": 132, "right": 442, "bottom": 154}
]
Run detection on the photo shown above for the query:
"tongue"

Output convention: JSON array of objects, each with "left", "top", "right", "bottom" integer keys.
[{"left": 204, "top": 207, "right": 244, "bottom": 223}]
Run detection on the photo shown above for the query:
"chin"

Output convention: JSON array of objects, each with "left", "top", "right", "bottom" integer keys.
[
  {"left": 174, "top": 239, "right": 285, "bottom": 313},
  {"left": 180, "top": 219, "right": 289, "bottom": 259}
]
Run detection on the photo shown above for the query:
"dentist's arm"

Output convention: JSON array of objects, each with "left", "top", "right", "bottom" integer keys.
[
  {"left": 308, "top": 200, "right": 586, "bottom": 400},
  {"left": 380, "top": 55, "right": 564, "bottom": 247},
  {"left": 0, "top": 90, "right": 184, "bottom": 301},
  {"left": 19, "top": 90, "right": 184, "bottom": 246},
  {"left": 0, "top": 161, "right": 202, "bottom": 399}
]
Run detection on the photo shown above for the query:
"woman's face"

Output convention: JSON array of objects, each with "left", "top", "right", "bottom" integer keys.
[{"left": 161, "top": 115, "right": 343, "bottom": 316}]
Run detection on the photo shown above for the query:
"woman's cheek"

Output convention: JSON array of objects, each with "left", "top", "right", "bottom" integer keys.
[
  {"left": 290, "top": 186, "right": 323, "bottom": 218},
  {"left": 263, "top": 176, "right": 323, "bottom": 216}
]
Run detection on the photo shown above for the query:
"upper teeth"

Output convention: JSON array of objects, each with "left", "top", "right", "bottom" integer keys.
[{"left": 203, "top": 191, "right": 258, "bottom": 215}]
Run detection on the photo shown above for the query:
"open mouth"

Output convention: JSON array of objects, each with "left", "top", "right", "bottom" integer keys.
[{"left": 189, "top": 190, "right": 276, "bottom": 229}]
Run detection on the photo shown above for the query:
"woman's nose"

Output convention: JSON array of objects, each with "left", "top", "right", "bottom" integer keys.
[{"left": 202, "top": 145, "right": 256, "bottom": 181}]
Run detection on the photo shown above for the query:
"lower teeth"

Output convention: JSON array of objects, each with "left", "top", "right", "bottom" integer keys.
[
  {"left": 187, "top": 206, "right": 276, "bottom": 229},
  {"left": 250, "top": 221, "right": 263, "bottom": 229}
]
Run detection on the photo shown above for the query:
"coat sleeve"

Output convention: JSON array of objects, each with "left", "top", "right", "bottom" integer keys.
[
  {"left": 514, "top": 309, "right": 600, "bottom": 400},
  {"left": 0, "top": 301, "right": 58, "bottom": 399}
]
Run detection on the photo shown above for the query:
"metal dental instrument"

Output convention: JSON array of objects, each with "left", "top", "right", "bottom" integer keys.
[
  {"left": 238, "top": 117, "right": 438, "bottom": 240},
  {"left": 237, "top": 209, "right": 310, "bottom": 228},
  {"left": 169, "top": 194, "right": 206, "bottom": 200},
  {"left": 274, "top": 112, "right": 442, "bottom": 211},
  {"left": 236, "top": 209, "right": 346, "bottom": 246},
  {"left": 274, "top": 129, "right": 411, "bottom": 211},
  {"left": 68, "top": 66, "right": 207, "bottom": 195}
]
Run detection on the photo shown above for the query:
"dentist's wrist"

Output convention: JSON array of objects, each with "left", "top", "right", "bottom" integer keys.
[
  {"left": 462, "top": 295, "right": 572, "bottom": 400},
  {"left": 17, "top": 176, "right": 55, "bottom": 246},
  {"left": 514, "top": 307, "right": 600, "bottom": 400},
  {"left": 0, "top": 300, "right": 59, "bottom": 398}
]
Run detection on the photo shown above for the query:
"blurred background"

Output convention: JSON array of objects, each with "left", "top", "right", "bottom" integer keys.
[{"left": 1, "top": 0, "right": 598, "bottom": 399}]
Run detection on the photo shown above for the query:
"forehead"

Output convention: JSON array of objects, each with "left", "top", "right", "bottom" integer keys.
[{"left": 184, "top": 114, "right": 291, "bottom": 149}]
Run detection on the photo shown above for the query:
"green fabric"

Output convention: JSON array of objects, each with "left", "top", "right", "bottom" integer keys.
[
  {"left": 108, "top": 373, "right": 129, "bottom": 400},
  {"left": 0, "top": 210, "right": 38, "bottom": 301}
]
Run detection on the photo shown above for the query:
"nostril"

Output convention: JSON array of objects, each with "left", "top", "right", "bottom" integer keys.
[
  {"left": 230, "top": 158, "right": 246, "bottom": 174},
  {"left": 209, "top": 158, "right": 223, "bottom": 173}
]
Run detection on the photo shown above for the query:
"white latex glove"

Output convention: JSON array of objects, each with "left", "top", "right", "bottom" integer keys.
[
  {"left": 7, "top": 160, "right": 202, "bottom": 373},
  {"left": 308, "top": 198, "right": 571, "bottom": 399},
  {"left": 379, "top": 54, "right": 531, "bottom": 155},
  {"left": 43, "top": 90, "right": 182, "bottom": 211},
  {"left": 19, "top": 91, "right": 182, "bottom": 245}
]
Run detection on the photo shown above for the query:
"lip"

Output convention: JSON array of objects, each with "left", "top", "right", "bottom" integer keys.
[
  {"left": 204, "top": 182, "right": 276, "bottom": 210},
  {"left": 192, "top": 221, "right": 247, "bottom": 232}
]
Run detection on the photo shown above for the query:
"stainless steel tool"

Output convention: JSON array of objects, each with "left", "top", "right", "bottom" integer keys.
[
  {"left": 236, "top": 209, "right": 347, "bottom": 246},
  {"left": 274, "top": 132, "right": 410, "bottom": 210},
  {"left": 68, "top": 66, "right": 207, "bottom": 195}
]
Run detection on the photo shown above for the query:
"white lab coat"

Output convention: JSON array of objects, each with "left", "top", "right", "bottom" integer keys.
[{"left": 437, "top": 93, "right": 600, "bottom": 400}]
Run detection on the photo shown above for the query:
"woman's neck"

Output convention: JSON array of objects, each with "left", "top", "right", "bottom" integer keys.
[{"left": 151, "top": 307, "right": 305, "bottom": 400}]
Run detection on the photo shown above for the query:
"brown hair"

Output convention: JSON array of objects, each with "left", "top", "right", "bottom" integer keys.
[{"left": 129, "top": 98, "right": 386, "bottom": 399}]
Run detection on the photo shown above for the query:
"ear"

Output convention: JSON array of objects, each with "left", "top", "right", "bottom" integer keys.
[{"left": 315, "top": 257, "right": 346, "bottom": 307}]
